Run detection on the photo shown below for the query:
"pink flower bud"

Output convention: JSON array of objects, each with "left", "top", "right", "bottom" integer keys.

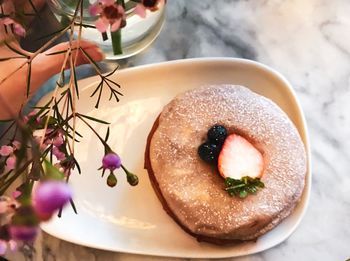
[
  {"left": 9, "top": 225, "right": 38, "bottom": 241},
  {"left": 102, "top": 153, "right": 121, "bottom": 171}
]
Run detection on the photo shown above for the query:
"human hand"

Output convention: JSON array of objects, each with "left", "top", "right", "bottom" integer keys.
[{"left": 0, "top": 40, "right": 105, "bottom": 120}]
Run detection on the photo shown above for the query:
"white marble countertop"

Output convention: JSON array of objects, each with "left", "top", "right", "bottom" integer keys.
[{"left": 8, "top": 0, "right": 350, "bottom": 260}]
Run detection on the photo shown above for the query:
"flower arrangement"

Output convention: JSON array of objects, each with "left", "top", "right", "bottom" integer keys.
[{"left": 0, "top": 0, "right": 164, "bottom": 256}]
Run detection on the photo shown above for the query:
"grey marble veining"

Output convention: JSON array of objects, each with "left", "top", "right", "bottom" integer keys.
[{"left": 7, "top": 0, "right": 350, "bottom": 260}]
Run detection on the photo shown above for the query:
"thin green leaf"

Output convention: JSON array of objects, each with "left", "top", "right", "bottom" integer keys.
[
  {"left": 58, "top": 197, "right": 78, "bottom": 217},
  {"left": 69, "top": 198, "right": 78, "bottom": 214},
  {"left": 105, "top": 127, "right": 110, "bottom": 142},
  {"left": 73, "top": 157, "right": 81, "bottom": 174},
  {"left": 90, "top": 81, "right": 102, "bottom": 97},
  {"left": 72, "top": 63, "right": 79, "bottom": 99},
  {"left": 105, "top": 77, "right": 121, "bottom": 88},
  {"left": 79, "top": 46, "right": 101, "bottom": 71},
  {"left": 5, "top": 42, "right": 28, "bottom": 57},
  {"left": 77, "top": 113, "right": 110, "bottom": 125},
  {"left": 57, "top": 70, "right": 65, "bottom": 87},
  {"left": 26, "top": 62, "right": 32, "bottom": 97},
  {"left": 28, "top": 0, "right": 41, "bottom": 19},
  {"left": 104, "top": 65, "right": 119, "bottom": 78},
  {"left": 94, "top": 81, "right": 103, "bottom": 108},
  {"left": 46, "top": 49, "right": 68, "bottom": 56},
  {"left": 35, "top": 26, "right": 68, "bottom": 41},
  {"left": 0, "top": 118, "right": 14, "bottom": 123},
  {"left": 73, "top": 22, "right": 96, "bottom": 28},
  {"left": 46, "top": 48, "right": 79, "bottom": 56},
  {"left": 0, "top": 56, "right": 26, "bottom": 62},
  {"left": 23, "top": 12, "right": 37, "bottom": 17}
]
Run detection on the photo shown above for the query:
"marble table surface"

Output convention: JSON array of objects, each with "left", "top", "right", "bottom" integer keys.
[{"left": 8, "top": 0, "right": 350, "bottom": 260}]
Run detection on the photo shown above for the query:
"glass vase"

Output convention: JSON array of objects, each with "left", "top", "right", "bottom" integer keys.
[{"left": 48, "top": 0, "right": 165, "bottom": 60}]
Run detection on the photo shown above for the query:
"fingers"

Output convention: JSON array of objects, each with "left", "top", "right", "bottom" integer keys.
[
  {"left": 72, "top": 40, "right": 106, "bottom": 66},
  {"left": 0, "top": 40, "right": 105, "bottom": 119},
  {"left": 34, "top": 40, "right": 105, "bottom": 77}
]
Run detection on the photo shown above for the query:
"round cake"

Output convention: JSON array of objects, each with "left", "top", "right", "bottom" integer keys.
[{"left": 144, "top": 85, "right": 307, "bottom": 244}]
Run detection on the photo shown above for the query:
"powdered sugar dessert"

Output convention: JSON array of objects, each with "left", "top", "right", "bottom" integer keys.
[{"left": 144, "top": 85, "right": 307, "bottom": 244}]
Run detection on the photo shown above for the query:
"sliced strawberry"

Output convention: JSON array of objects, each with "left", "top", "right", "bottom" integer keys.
[{"left": 218, "top": 134, "right": 264, "bottom": 179}]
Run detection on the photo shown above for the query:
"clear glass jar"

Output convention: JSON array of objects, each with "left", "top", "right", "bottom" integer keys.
[{"left": 48, "top": 0, "right": 165, "bottom": 60}]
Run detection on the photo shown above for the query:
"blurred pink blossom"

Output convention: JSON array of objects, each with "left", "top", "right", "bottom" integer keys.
[
  {"left": 6, "top": 156, "right": 16, "bottom": 170},
  {"left": 32, "top": 181, "right": 72, "bottom": 220},
  {"left": 0, "top": 145, "right": 13, "bottom": 157}
]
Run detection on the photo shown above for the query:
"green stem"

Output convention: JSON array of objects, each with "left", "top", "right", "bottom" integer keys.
[
  {"left": 117, "top": 0, "right": 126, "bottom": 8},
  {"left": 111, "top": 30, "right": 122, "bottom": 55}
]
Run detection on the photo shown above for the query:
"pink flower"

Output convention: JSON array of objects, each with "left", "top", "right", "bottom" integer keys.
[
  {"left": 102, "top": 153, "right": 121, "bottom": 171},
  {"left": 134, "top": 0, "right": 165, "bottom": 18},
  {"left": 0, "top": 145, "right": 13, "bottom": 157},
  {"left": 32, "top": 181, "right": 72, "bottom": 220},
  {"left": 1, "top": 18, "right": 26, "bottom": 37},
  {"left": 6, "top": 156, "right": 16, "bottom": 170},
  {"left": 89, "top": 0, "right": 125, "bottom": 33}
]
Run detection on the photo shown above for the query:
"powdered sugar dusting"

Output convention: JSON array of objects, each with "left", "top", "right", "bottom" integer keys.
[{"left": 149, "top": 85, "right": 307, "bottom": 240}]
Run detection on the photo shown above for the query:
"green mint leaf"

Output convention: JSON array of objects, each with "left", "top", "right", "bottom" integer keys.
[{"left": 224, "top": 176, "right": 265, "bottom": 198}]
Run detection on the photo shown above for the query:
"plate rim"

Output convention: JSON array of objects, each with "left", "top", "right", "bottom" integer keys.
[{"left": 40, "top": 57, "right": 312, "bottom": 259}]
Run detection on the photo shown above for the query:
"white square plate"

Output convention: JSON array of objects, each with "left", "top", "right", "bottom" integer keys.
[{"left": 40, "top": 58, "right": 311, "bottom": 258}]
